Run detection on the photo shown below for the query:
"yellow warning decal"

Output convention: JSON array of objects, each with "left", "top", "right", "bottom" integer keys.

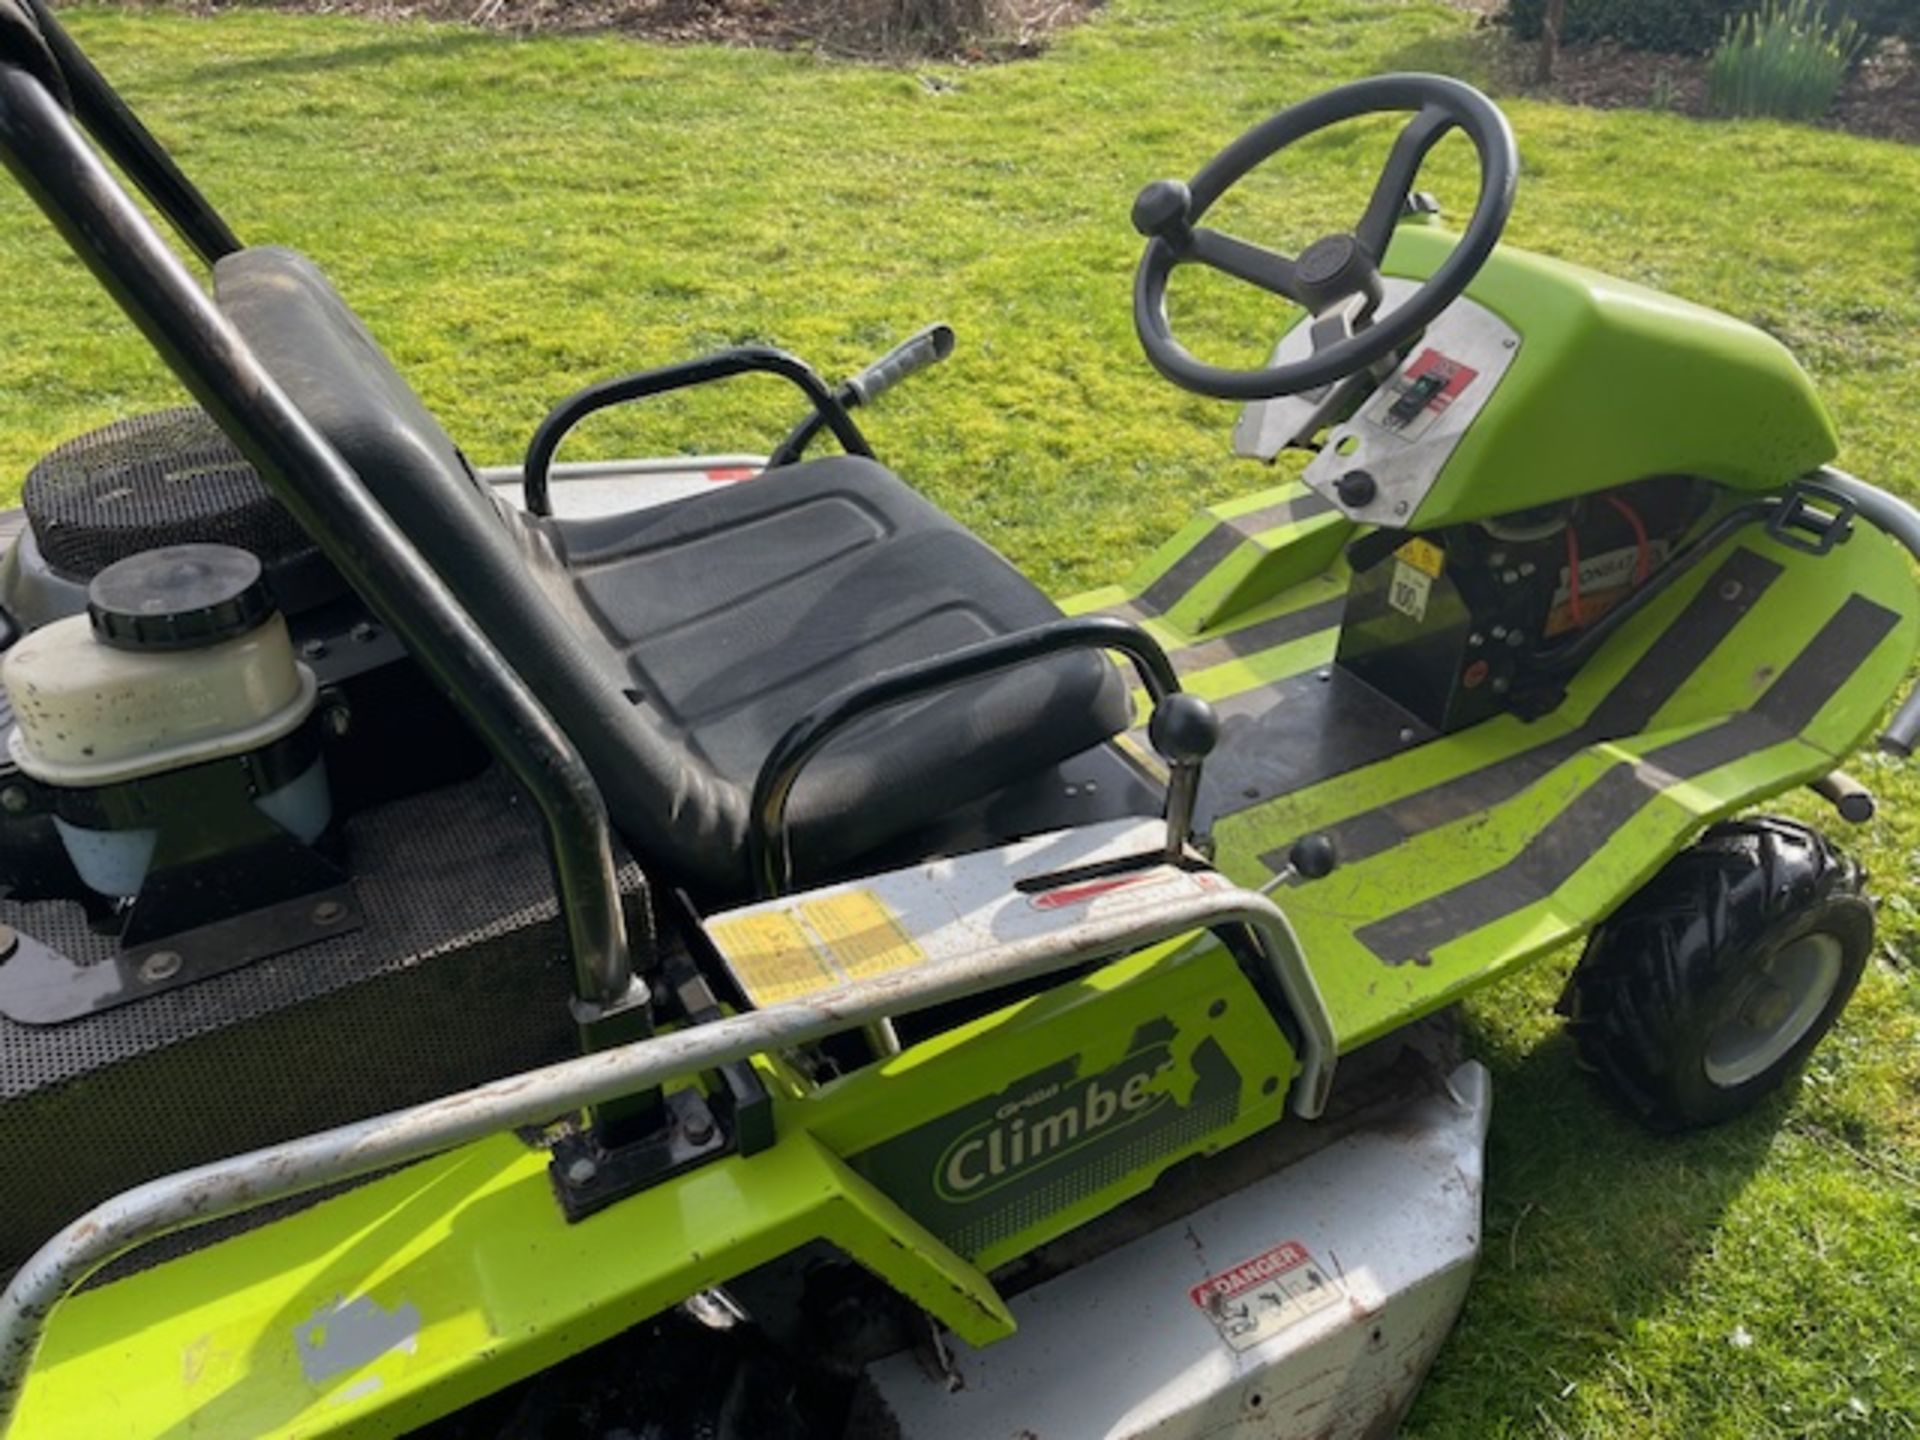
[
  {"left": 800, "top": 890, "right": 926, "bottom": 981},
  {"left": 705, "top": 909, "right": 834, "bottom": 1006},
  {"left": 1397, "top": 537, "right": 1445, "bottom": 579},
  {"left": 708, "top": 890, "right": 929, "bottom": 1007}
]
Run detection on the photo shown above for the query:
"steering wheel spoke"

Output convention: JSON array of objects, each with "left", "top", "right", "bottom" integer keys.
[
  {"left": 1355, "top": 104, "right": 1455, "bottom": 262},
  {"left": 1187, "top": 227, "right": 1300, "bottom": 303}
]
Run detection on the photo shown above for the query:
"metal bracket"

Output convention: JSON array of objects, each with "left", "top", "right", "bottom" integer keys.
[
  {"left": 1766, "top": 481, "right": 1856, "bottom": 556},
  {"left": 548, "top": 1086, "right": 732, "bottom": 1224},
  {"left": 0, "top": 883, "right": 360, "bottom": 1025}
]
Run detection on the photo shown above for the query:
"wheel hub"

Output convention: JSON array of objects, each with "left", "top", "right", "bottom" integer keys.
[{"left": 1703, "top": 933, "right": 1846, "bottom": 1089}]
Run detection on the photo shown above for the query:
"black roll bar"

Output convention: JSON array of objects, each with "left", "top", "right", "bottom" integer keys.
[
  {"left": 20, "top": 0, "right": 240, "bottom": 263},
  {"left": 0, "top": 61, "right": 644, "bottom": 1018}
]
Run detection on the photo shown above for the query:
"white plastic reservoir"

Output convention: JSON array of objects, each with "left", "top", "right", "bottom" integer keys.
[{"left": 1, "top": 544, "right": 327, "bottom": 895}]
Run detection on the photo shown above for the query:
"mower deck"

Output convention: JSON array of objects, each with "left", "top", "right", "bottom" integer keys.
[
  {"left": 860, "top": 1056, "right": 1489, "bottom": 1440},
  {"left": 1069, "top": 480, "right": 1917, "bottom": 1047}
]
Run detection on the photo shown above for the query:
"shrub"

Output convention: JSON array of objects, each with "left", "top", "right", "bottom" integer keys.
[
  {"left": 1506, "top": 0, "right": 1747, "bottom": 55},
  {"left": 1707, "top": 0, "right": 1864, "bottom": 118},
  {"left": 1841, "top": 0, "right": 1920, "bottom": 42},
  {"left": 1505, "top": 0, "right": 1912, "bottom": 55}
]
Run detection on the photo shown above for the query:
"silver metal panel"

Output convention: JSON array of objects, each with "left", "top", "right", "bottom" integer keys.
[
  {"left": 865, "top": 1062, "right": 1491, "bottom": 1440},
  {"left": 478, "top": 453, "right": 768, "bottom": 518},
  {"left": 1233, "top": 289, "right": 1521, "bottom": 533},
  {"left": 705, "top": 818, "right": 1337, "bottom": 1119},
  {"left": 1301, "top": 298, "right": 1520, "bottom": 528},
  {"left": 1233, "top": 278, "right": 1425, "bottom": 462}
]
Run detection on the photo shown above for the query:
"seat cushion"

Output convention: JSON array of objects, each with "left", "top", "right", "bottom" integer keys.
[
  {"left": 215, "top": 244, "right": 1129, "bottom": 897},
  {"left": 553, "top": 459, "right": 1132, "bottom": 887}
]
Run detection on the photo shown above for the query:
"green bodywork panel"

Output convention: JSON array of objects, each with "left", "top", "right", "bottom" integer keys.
[
  {"left": 1085, "top": 479, "right": 1918, "bottom": 1046},
  {"left": 14, "top": 1131, "right": 1011, "bottom": 1439},
  {"left": 13, "top": 941, "right": 1288, "bottom": 1437},
  {"left": 1383, "top": 225, "right": 1839, "bottom": 527}
]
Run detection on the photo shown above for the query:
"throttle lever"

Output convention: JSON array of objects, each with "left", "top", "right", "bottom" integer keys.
[{"left": 847, "top": 323, "right": 956, "bottom": 407}]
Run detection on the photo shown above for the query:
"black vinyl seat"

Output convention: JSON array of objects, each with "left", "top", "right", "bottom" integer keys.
[{"left": 214, "top": 246, "right": 1130, "bottom": 898}]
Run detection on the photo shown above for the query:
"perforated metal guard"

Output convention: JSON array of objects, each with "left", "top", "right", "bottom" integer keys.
[
  {"left": 0, "top": 767, "right": 648, "bottom": 1282},
  {"left": 20, "top": 409, "right": 324, "bottom": 587}
]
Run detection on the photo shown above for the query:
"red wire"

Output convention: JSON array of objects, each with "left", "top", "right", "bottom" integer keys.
[
  {"left": 1606, "top": 495, "right": 1652, "bottom": 584},
  {"left": 1565, "top": 525, "right": 1585, "bottom": 629}
]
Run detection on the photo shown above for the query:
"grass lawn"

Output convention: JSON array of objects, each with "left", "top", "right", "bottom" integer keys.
[{"left": 2, "top": 2, "right": 1919, "bottom": 1435}]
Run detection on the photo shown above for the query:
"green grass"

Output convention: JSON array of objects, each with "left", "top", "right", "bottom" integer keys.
[{"left": 3, "top": 2, "right": 1919, "bottom": 1435}]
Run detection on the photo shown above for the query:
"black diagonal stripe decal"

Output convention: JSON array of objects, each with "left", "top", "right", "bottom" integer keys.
[
  {"left": 1168, "top": 595, "right": 1346, "bottom": 677},
  {"left": 1254, "top": 548, "right": 1782, "bottom": 864},
  {"left": 1354, "top": 594, "right": 1901, "bottom": 966},
  {"left": 1125, "top": 491, "right": 1336, "bottom": 619},
  {"left": 1229, "top": 490, "right": 1336, "bottom": 537},
  {"left": 1135, "top": 525, "right": 1241, "bottom": 617}
]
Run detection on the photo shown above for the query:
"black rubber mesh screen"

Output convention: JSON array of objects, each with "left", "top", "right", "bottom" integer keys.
[
  {"left": 0, "top": 767, "right": 649, "bottom": 1280},
  {"left": 20, "top": 408, "right": 321, "bottom": 581}
]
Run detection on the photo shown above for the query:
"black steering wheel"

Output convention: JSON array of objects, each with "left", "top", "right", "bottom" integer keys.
[{"left": 1132, "top": 74, "right": 1518, "bottom": 402}]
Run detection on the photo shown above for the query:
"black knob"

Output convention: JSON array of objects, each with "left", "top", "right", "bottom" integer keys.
[
  {"left": 1288, "top": 833, "right": 1338, "bottom": 881},
  {"left": 1147, "top": 692, "right": 1220, "bottom": 766},
  {"left": 1335, "top": 469, "right": 1377, "bottom": 508},
  {"left": 1132, "top": 179, "right": 1193, "bottom": 242}
]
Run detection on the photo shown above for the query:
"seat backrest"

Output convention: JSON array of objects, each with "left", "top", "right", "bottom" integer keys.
[{"left": 214, "top": 246, "right": 750, "bottom": 889}]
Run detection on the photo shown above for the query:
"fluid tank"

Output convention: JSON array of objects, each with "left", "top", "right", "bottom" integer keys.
[{"left": 1, "top": 544, "right": 328, "bottom": 895}]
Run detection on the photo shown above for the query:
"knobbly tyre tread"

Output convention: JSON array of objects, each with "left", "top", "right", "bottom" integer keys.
[{"left": 1559, "top": 816, "right": 1872, "bottom": 1132}]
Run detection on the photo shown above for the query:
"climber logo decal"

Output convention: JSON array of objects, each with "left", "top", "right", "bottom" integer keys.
[
  {"left": 849, "top": 1016, "right": 1247, "bottom": 1259},
  {"left": 935, "top": 1040, "right": 1170, "bottom": 1202}
]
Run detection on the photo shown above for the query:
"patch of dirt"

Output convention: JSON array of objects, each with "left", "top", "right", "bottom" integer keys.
[
  {"left": 167, "top": 0, "right": 1099, "bottom": 60},
  {"left": 1441, "top": 8, "right": 1920, "bottom": 144}
]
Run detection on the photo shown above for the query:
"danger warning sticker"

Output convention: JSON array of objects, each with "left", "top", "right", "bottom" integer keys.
[{"left": 1189, "top": 1241, "right": 1342, "bottom": 1352}]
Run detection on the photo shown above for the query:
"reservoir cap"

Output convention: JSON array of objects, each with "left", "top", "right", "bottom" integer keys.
[{"left": 87, "top": 544, "right": 275, "bottom": 652}]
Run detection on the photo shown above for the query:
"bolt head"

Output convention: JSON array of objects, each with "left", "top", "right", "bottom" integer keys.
[
  {"left": 565, "top": 1156, "right": 598, "bottom": 1185},
  {"left": 139, "top": 950, "right": 183, "bottom": 983},
  {"left": 0, "top": 785, "right": 29, "bottom": 815}
]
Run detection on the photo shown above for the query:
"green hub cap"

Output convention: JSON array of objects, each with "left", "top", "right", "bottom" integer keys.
[{"left": 1703, "top": 933, "right": 1846, "bottom": 1088}]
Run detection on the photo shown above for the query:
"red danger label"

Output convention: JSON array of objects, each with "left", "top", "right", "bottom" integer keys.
[
  {"left": 1403, "top": 349, "right": 1478, "bottom": 409},
  {"left": 1188, "top": 1240, "right": 1311, "bottom": 1307},
  {"left": 1029, "top": 873, "right": 1159, "bottom": 910}
]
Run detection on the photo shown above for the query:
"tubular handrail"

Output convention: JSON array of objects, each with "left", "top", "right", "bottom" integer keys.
[
  {"left": 521, "top": 347, "right": 872, "bottom": 517},
  {"left": 745, "top": 615, "right": 1184, "bottom": 896},
  {"left": 1817, "top": 467, "right": 1920, "bottom": 755},
  {"left": 0, "top": 64, "right": 639, "bottom": 1013},
  {"left": 0, "top": 879, "right": 1333, "bottom": 1427}
]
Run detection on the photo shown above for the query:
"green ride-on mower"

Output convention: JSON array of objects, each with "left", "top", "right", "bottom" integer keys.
[{"left": 0, "top": 4, "right": 1916, "bottom": 1434}]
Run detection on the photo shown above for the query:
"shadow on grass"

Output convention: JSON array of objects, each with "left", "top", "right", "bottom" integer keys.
[
  {"left": 1379, "top": 26, "right": 1534, "bottom": 98},
  {"left": 183, "top": 29, "right": 500, "bottom": 84},
  {"left": 1411, "top": 1015, "right": 1790, "bottom": 1430}
]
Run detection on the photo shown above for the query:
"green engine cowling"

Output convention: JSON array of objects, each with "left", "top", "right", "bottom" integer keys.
[{"left": 1383, "top": 223, "right": 1838, "bottom": 530}]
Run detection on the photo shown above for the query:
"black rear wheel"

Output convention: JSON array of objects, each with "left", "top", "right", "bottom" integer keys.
[{"left": 1560, "top": 816, "right": 1872, "bottom": 1132}]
